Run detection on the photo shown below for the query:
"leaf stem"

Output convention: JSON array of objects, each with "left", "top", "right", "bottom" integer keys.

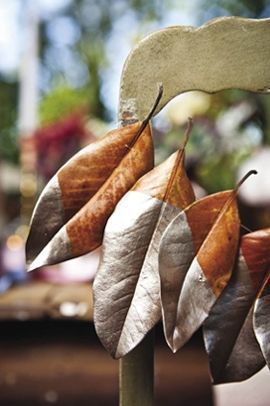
[
  {"left": 235, "top": 170, "right": 258, "bottom": 192},
  {"left": 240, "top": 223, "right": 253, "bottom": 233},
  {"left": 182, "top": 117, "right": 193, "bottom": 150},
  {"left": 129, "top": 84, "right": 163, "bottom": 148},
  {"left": 163, "top": 118, "right": 193, "bottom": 202},
  {"left": 219, "top": 169, "right": 257, "bottom": 215},
  {"left": 143, "top": 83, "right": 164, "bottom": 127}
]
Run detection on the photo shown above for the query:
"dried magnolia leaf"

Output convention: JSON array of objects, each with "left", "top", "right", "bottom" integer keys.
[
  {"left": 159, "top": 171, "right": 256, "bottom": 353},
  {"left": 159, "top": 191, "right": 230, "bottom": 348},
  {"left": 26, "top": 122, "right": 145, "bottom": 264},
  {"left": 203, "top": 229, "right": 270, "bottom": 384},
  {"left": 27, "top": 123, "right": 154, "bottom": 271},
  {"left": 93, "top": 128, "right": 195, "bottom": 359},
  {"left": 254, "top": 271, "right": 270, "bottom": 369},
  {"left": 27, "top": 86, "right": 165, "bottom": 271}
]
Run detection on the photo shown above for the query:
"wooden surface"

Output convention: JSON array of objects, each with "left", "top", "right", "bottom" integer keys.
[
  {"left": 0, "top": 321, "right": 213, "bottom": 406},
  {"left": 0, "top": 281, "right": 93, "bottom": 321}
]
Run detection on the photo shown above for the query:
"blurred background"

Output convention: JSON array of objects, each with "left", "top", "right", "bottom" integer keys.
[{"left": 0, "top": 0, "right": 270, "bottom": 405}]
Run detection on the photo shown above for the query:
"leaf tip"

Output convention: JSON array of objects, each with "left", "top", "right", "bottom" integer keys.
[
  {"left": 26, "top": 257, "right": 45, "bottom": 273},
  {"left": 27, "top": 227, "right": 72, "bottom": 272}
]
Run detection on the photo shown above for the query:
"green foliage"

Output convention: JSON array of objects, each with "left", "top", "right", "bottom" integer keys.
[
  {"left": 155, "top": 121, "right": 216, "bottom": 164},
  {"left": 0, "top": 128, "right": 19, "bottom": 164},
  {"left": 0, "top": 80, "right": 19, "bottom": 164},
  {"left": 196, "top": 151, "right": 249, "bottom": 193},
  {"left": 78, "top": 38, "right": 106, "bottom": 118},
  {"left": 39, "top": 85, "right": 90, "bottom": 125}
]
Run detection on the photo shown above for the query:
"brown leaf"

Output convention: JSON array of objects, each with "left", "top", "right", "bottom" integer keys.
[
  {"left": 26, "top": 122, "right": 147, "bottom": 265},
  {"left": 159, "top": 189, "right": 241, "bottom": 352},
  {"left": 93, "top": 129, "right": 195, "bottom": 358},
  {"left": 159, "top": 171, "right": 257, "bottom": 353},
  {"left": 203, "top": 229, "right": 270, "bottom": 383},
  {"left": 27, "top": 123, "right": 154, "bottom": 271},
  {"left": 159, "top": 191, "right": 230, "bottom": 347}
]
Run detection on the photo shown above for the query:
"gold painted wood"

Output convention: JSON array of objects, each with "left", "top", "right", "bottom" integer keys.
[{"left": 119, "top": 17, "right": 270, "bottom": 123}]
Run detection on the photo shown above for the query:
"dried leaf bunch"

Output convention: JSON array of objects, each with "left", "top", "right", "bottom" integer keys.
[{"left": 26, "top": 86, "right": 270, "bottom": 383}]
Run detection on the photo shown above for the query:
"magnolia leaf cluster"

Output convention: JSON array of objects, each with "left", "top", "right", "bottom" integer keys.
[{"left": 26, "top": 106, "right": 270, "bottom": 384}]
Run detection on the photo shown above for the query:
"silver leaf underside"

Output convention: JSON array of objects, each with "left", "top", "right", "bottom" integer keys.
[
  {"left": 93, "top": 190, "right": 182, "bottom": 358},
  {"left": 26, "top": 176, "right": 64, "bottom": 265},
  {"left": 203, "top": 254, "right": 265, "bottom": 384},
  {"left": 159, "top": 211, "right": 195, "bottom": 349},
  {"left": 172, "top": 257, "right": 216, "bottom": 351}
]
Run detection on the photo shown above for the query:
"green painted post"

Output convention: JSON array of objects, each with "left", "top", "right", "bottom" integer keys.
[{"left": 119, "top": 331, "right": 154, "bottom": 406}]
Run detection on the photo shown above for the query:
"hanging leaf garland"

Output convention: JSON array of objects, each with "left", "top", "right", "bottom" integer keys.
[
  {"left": 93, "top": 121, "right": 195, "bottom": 359},
  {"left": 159, "top": 170, "right": 257, "bottom": 353},
  {"left": 203, "top": 228, "right": 270, "bottom": 384},
  {"left": 26, "top": 87, "right": 164, "bottom": 271},
  {"left": 23, "top": 76, "right": 269, "bottom": 388}
]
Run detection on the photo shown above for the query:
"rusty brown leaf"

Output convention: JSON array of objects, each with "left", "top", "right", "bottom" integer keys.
[
  {"left": 26, "top": 123, "right": 148, "bottom": 265},
  {"left": 26, "top": 86, "right": 165, "bottom": 271},
  {"left": 93, "top": 124, "right": 195, "bottom": 358},
  {"left": 159, "top": 171, "right": 257, "bottom": 354},
  {"left": 27, "top": 122, "right": 154, "bottom": 271}
]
